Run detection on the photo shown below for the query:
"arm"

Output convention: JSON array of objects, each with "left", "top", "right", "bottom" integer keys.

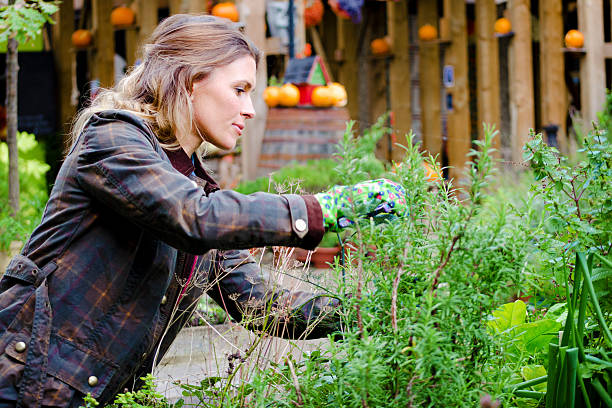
[
  {"left": 75, "top": 114, "right": 324, "bottom": 253},
  {"left": 206, "top": 249, "right": 341, "bottom": 339}
]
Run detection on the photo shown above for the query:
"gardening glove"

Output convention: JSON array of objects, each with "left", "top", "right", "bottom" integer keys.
[{"left": 315, "top": 178, "right": 407, "bottom": 232}]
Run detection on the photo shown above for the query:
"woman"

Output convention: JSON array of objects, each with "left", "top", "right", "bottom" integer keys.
[{"left": 0, "top": 14, "right": 405, "bottom": 407}]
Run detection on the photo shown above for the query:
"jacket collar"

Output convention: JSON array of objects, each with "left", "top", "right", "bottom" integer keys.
[{"left": 163, "top": 147, "right": 220, "bottom": 194}]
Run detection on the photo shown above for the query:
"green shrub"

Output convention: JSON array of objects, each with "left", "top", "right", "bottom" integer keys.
[{"left": 0, "top": 131, "right": 49, "bottom": 251}]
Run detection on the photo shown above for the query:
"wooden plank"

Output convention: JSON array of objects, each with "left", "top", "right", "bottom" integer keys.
[
  {"left": 52, "top": 0, "right": 75, "bottom": 138},
  {"left": 386, "top": 0, "right": 411, "bottom": 162},
  {"left": 188, "top": 0, "right": 206, "bottom": 13},
  {"left": 444, "top": 0, "right": 471, "bottom": 182},
  {"left": 168, "top": 0, "right": 183, "bottom": 15},
  {"left": 578, "top": 0, "right": 606, "bottom": 126},
  {"left": 475, "top": 0, "right": 500, "bottom": 152},
  {"left": 418, "top": 0, "right": 442, "bottom": 159},
  {"left": 241, "top": 0, "right": 267, "bottom": 180},
  {"left": 508, "top": 0, "right": 534, "bottom": 162},
  {"left": 92, "top": 0, "right": 114, "bottom": 88},
  {"left": 539, "top": 0, "right": 567, "bottom": 152},
  {"left": 337, "top": 17, "right": 360, "bottom": 125}
]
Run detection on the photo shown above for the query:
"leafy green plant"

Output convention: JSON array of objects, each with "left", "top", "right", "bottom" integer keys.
[{"left": 0, "top": 131, "right": 49, "bottom": 250}]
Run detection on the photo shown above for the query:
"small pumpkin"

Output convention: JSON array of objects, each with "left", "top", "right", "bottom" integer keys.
[
  {"left": 565, "top": 29, "right": 584, "bottom": 48},
  {"left": 494, "top": 17, "right": 512, "bottom": 35},
  {"left": 304, "top": 0, "right": 324, "bottom": 28},
  {"left": 278, "top": 83, "right": 300, "bottom": 107},
  {"left": 370, "top": 37, "right": 391, "bottom": 55},
  {"left": 71, "top": 29, "right": 93, "bottom": 48},
  {"left": 327, "top": 82, "right": 347, "bottom": 107},
  {"left": 211, "top": 2, "right": 239, "bottom": 22},
  {"left": 418, "top": 24, "right": 438, "bottom": 41},
  {"left": 111, "top": 6, "right": 135, "bottom": 26},
  {"left": 311, "top": 86, "right": 334, "bottom": 107},
  {"left": 263, "top": 86, "right": 281, "bottom": 108}
]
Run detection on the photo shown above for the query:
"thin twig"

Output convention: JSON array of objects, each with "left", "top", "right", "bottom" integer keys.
[
  {"left": 391, "top": 245, "right": 409, "bottom": 331},
  {"left": 286, "top": 357, "right": 303, "bottom": 407}
]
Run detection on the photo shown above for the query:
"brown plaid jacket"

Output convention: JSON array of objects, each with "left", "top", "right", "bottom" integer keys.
[{"left": 0, "top": 110, "right": 339, "bottom": 407}]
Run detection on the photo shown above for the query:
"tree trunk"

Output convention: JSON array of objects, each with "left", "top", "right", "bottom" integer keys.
[{"left": 6, "top": 34, "right": 19, "bottom": 216}]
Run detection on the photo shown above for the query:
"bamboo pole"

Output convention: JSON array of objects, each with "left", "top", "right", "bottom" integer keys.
[
  {"left": 539, "top": 0, "right": 567, "bottom": 153},
  {"left": 387, "top": 0, "right": 411, "bottom": 162},
  {"left": 418, "top": 0, "right": 442, "bottom": 159},
  {"left": 444, "top": 0, "right": 471, "bottom": 182},
  {"left": 508, "top": 0, "right": 534, "bottom": 162},
  {"left": 577, "top": 0, "right": 606, "bottom": 127},
  {"left": 475, "top": 0, "right": 500, "bottom": 153}
]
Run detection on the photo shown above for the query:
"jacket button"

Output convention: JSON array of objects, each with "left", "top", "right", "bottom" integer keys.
[
  {"left": 15, "top": 342, "right": 26, "bottom": 353},
  {"left": 88, "top": 376, "right": 99, "bottom": 387},
  {"left": 161, "top": 296, "right": 167, "bottom": 305},
  {"left": 294, "top": 219, "right": 307, "bottom": 232}
]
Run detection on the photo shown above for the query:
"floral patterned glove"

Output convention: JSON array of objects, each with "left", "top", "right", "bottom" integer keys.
[{"left": 314, "top": 178, "right": 407, "bottom": 232}]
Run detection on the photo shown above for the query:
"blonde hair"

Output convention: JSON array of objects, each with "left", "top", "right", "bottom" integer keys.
[{"left": 69, "top": 14, "right": 261, "bottom": 153}]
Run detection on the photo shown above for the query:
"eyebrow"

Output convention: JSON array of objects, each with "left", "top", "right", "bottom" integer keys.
[{"left": 235, "top": 80, "right": 254, "bottom": 90}]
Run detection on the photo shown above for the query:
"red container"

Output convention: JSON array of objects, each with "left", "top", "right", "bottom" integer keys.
[{"left": 297, "top": 84, "right": 317, "bottom": 106}]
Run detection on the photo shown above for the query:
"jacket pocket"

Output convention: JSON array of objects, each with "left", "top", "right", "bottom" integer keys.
[
  {"left": 3, "top": 331, "right": 118, "bottom": 400},
  {"left": 2, "top": 334, "right": 76, "bottom": 407}
]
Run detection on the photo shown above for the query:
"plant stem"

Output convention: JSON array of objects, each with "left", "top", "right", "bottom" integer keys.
[{"left": 578, "top": 253, "right": 612, "bottom": 347}]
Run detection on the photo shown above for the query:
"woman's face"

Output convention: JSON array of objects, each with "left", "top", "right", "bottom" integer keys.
[{"left": 190, "top": 55, "right": 257, "bottom": 151}]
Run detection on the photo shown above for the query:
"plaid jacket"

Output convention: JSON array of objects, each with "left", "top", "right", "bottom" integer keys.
[{"left": 0, "top": 110, "right": 339, "bottom": 407}]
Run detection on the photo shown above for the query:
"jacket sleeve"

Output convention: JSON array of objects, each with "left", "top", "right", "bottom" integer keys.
[
  {"left": 74, "top": 117, "right": 323, "bottom": 253},
  {"left": 206, "top": 249, "right": 342, "bottom": 339}
]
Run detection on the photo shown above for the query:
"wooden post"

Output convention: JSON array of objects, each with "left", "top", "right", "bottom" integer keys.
[
  {"left": 577, "top": 0, "right": 606, "bottom": 126},
  {"left": 241, "top": 0, "right": 267, "bottom": 180},
  {"left": 52, "top": 0, "right": 75, "bottom": 138},
  {"left": 386, "top": 0, "right": 411, "bottom": 162},
  {"left": 135, "top": 0, "right": 158, "bottom": 63},
  {"left": 508, "top": 0, "right": 534, "bottom": 162},
  {"left": 92, "top": 0, "right": 114, "bottom": 88},
  {"left": 444, "top": 0, "right": 471, "bottom": 182},
  {"left": 475, "top": 0, "right": 500, "bottom": 151},
  {"left": 417, "top": 0, "right": 442, "bottom": 159},
  {"left": 337, "top": 17, "right": 360, "bottom": 124},
  {"left": 168, "top": 0, "right": 183, "bottom": 15},
  {"left": 539, "top": 0, "right": 567, "bottom": 153},
  {"left": 188, "top": 0, "right": 207, "bottom": 13}
]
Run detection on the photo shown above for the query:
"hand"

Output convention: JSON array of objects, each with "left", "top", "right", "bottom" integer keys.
[{"left": 315, "top": 178, "right": 407, "bottom": 232}]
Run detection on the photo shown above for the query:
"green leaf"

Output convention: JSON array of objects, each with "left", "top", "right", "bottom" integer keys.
[
  {"left": 488, "top": 300, "right": 527, "bottom": 333},
  {"left": 510, "top": 319, "right": 562, "bottom": 354},
  {"left": 521, "top": 365, "right": 547, "bottom": 392}
]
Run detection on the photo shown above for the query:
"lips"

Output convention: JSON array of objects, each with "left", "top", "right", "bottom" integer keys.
[{"left": 232, "top": 123, "right": 243, "bottom": 136}]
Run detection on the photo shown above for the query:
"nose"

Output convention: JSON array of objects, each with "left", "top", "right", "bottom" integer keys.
[{"left": 242, "top": 95, "right": 256, "bottom": 119}]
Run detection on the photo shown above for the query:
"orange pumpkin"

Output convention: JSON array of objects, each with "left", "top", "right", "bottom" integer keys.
[
  {"left": 304, "top": 0, "right": 324, "bottom": 28},
  {"left": 565, "top": 29, "right": 584, "bottom": 48},
  {"left": 71, "top": 29, "right": 93, "bottom": 48},
  {"left": 370, "top": 37, "right": 391, "bottom": 55},
  {"left": 211, "top": 2, "right": 239, "bottom": 22},
  {"left": 418, "top": 24, "right": 438, "bottom": 41},
  {"left": 278, "top": 83, "right": 300, "bottom": 107},
  {"left": 494, "top": 17, "right": 512, "bottom": 35},
  {"left": 263, "top": 86, "right": 281, "bottom": 108},
  {"left": 111, "top": 6, "right": 135, "bottom": 26},
  {"left": 328, "top": 82, "right": 347, "bottom": 107},
  {"left": 424, "top": 163, "right": 441, "bottom": 182},
  {"left": 311, "top": 86, "right": 334, "bottom": 107}
]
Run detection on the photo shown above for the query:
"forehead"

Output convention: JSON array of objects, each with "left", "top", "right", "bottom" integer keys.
[{"left": 210, "top": 55, "right": 256, "bottom": 84}]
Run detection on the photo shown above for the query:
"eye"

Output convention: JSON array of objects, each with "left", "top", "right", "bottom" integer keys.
[{"left": 235, "top": 87, "right": 246, "bottom": 95}]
